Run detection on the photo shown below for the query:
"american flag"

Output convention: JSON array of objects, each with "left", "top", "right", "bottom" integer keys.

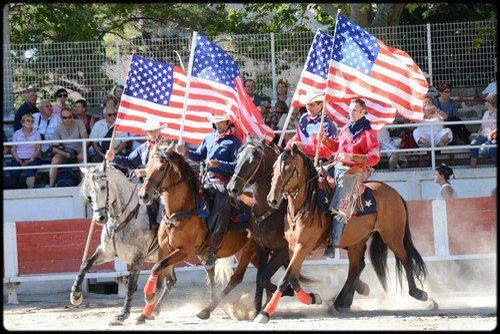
[
  {"left": 115, "top": 54, "right": 193, "bottom": 141},
  {"left": 186, "top": 34, "right": 274, "bottom": 143},
  {"left": 325, "top": 13, "right": 428, "bottom": 129}
]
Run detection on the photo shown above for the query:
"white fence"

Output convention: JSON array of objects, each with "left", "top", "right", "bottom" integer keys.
[{"left": 3, "top": 20, "right": 497, "bottom": 117}]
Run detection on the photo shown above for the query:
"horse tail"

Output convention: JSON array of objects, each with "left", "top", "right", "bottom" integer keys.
[
  {"left": 369, "top": 231, "right": 389, "bottom": 292},
  {"left": 395, "top": 197, "right": 428, "bottom": 289},
  {"left": 210, "top": 257, "right": 234, "bottom": 286}
]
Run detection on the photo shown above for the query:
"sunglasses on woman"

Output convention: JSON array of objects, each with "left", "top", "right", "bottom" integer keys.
[
  {"left": 58, "top": 93, "right": 68, "bottom": 98},
  {"left": 62, "top": 115, "right": 73, "bottom": 120}
]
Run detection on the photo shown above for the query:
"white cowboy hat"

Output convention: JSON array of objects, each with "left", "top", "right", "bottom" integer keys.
[
  {"left": 207, "top": 113, "right": 231, "bottom": 124},
  {"left": 143, "top": 117, "right": 168, "bottom": 131},
  {"left": 299, "top": 92, "right": 325, "bottom": 105}
]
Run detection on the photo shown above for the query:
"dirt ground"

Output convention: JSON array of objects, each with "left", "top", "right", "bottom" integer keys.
[{"left": 3, "top": 259, "right": 497, "bottom": 330}]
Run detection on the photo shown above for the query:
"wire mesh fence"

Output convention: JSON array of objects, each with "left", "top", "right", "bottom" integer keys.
[{"left": 3, "top": 20, "right": 497, "bottom": 120}]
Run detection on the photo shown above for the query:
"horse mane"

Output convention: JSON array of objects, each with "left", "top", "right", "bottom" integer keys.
[
  {"left": 157, "top": 142, "right": 200, "bottom": 194},
  {"left": 238, "top": 136, "right": 282, "bottom": 158},
  {"left": 80, "top": 164, "right": 131, "bottom": 198}
]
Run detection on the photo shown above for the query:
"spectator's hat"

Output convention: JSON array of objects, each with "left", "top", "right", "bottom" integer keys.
[
  {"left": 299, "top": 92, "right": 325, "bottom": 105},
  {"left": 208, "top": 113, "right": 231, "bottom": 124},
  {"left": 484, "top": 92, "right": 496, "bottom": 107},
  {"left": 143, "top": 116, "right": 168, "bottom": 131}
]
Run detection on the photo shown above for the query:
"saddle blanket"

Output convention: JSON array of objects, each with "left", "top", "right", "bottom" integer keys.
[
  {"left": 196, "top": 190, "right": 249, "bottom": 222},
  {"left": 318, "top": 181, "right": 377, "bottom": 218}
]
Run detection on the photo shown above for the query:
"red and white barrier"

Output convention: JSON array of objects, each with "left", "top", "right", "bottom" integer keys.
[{"left": 3, "top": 197, "right": 496, "bottom": 304}]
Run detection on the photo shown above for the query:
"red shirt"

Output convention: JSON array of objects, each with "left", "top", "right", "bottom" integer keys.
[{"left": 324, "top": 124, "right": 381, "bottom": 168}]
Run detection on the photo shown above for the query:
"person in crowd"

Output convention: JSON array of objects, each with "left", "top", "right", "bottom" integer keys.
[
  {"left": 285, "top": 92, "right": 337, "bottom": 160},
  {"left": 434, "top": 164, "right": 459, "bottom": 200},
  {"left": 88, "top": 106, "right": 127, "bottom": 163},
  {"left": 49, "top": 108, "right": 88, "bottom": 187},
  {"left": 73, "top": 99, "right": 96, "bottom": 134},
  {"left": 9, "top": 113, "right": 42, "bottom": 189},
  {"left": 271, "top": 79, "right": 292, "bottom": 107},
  {"left": 14, "top": 88, "right": 39, "bottom": 131},
  {"left": 175, "top": 113, "right": 241, "bottom": 269},
  {"left": 32, "top": 100, "right": 62, "bottom": 162},
  {"left": 434, "top": 82, "right": 471, "bottom": 145},
  {"left": 470, "top": 93, "right": 497, "bottom": 167},
  {"left": 319, "top": 98, "right": 380, "bottom": 258},
  {"left": 113, "top": 85, "right": 124, "bottom": 104},
  {"left": 413, "top": 95, "right": 453, "bottom": 148},
  {"left": 106, "top": 116, "right": 168, "bottom": 229},
  {"left": 244, "top": 78, "right": 264, "bottom": 107},
  {"left": 102, "top": 94, "right": 119, "bottom": 113},
  {"left": 52, "top": 88, "right": 70, "bottom": 118},
  {"left": 260, "top": 97, "right": 279, "bottom": 130},
  {"left": 377, "top": 122, "right": 407, "bottom": 171},
  {"left": 273, "top": 100, "right": 289, "bottom": 122}
]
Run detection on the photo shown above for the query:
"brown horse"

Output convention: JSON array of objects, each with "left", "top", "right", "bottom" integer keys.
[
  {"left": 254, "top": 144, "right": 429, "bottom": 323},
  {"left": 137, "top": 142, "right": 261, "bottom": 322}
]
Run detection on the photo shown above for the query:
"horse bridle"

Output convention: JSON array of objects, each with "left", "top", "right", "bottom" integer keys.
[
  {"left": 278, "top": 155, "right": 318, "bottom": 200},
  {"left": 232, "top": 145, "right": 270, "bottom": 190}
]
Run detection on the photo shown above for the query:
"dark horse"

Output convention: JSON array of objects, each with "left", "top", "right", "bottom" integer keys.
[
  {"left": 137, "top": 142, "right": 267, "bottom": 321},
  {"left": 255, "top": 144, "right": 430, "bottom": 323},
  {"left": 226, "top": 137, "right": 314, "bottom": 316}
]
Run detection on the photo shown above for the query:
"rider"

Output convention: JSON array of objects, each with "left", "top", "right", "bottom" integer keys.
[
  {"left": 175, "top": 113, "right": 241, "bottom": 268},
  {"left": 320, "top": 98, "right": 381, "bottom": 258},
  {"left": 105, "top": 116, "right": 168, "bottom": 227},
  {"left": 285, "top": 92, "right": 337, "bottom": 160}
]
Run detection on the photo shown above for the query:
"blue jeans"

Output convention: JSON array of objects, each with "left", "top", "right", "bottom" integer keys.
[
  {"left": 8, "top": 158, "right": 42, "bottom": 188},
  {"left": 470, "top": 135, "right": 497, "bottom": 161}
]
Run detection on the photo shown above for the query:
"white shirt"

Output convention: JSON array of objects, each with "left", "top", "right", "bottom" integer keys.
[
  {"left": 89, "top": 119, "right": 127, "bottom": 149},
  {"left": 480, "top": 108, "right": 497, "bottom": 138},
  {"left": 436, "top": 183, "right": 459, "bottom": 200},
  {"left": 32, "top": 112, "right": 62, "bottom": 152}
]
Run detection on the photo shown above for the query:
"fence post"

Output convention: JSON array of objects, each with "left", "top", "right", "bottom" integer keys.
[
  {"left": 432, "top": 200, "right": 450, "bottom": 258},
  {"left": 4, "top": 221, "right": 20, "bottom": 304},
  {"left": 426, "top": 23, "right": 433, "bottom": 86},
  {"left": 115, "top": 41, "right": 121, "bottom": 85},
  {"left": 270, "top": 32, "right": 277, "bottom": 102},
  {"left": 430, "top": 123, "right": 436, "bottom": 170}
]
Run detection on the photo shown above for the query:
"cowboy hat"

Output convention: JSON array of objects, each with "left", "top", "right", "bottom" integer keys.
[
  {"left": 143, "top": 116, "right": 168, "bottom": 131},
  {"left": 299, "top": 92, "right": 325, "bottom": 105},
  {"left": 207, "top": 113, "right": 231, "bottom": 124}
]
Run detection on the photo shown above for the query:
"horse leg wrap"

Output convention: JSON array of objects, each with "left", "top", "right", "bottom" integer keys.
[
  {"left": 142, "top": 303, "right": 155, "bottom": 317},
  {"left": 144, "top": 273, "right": 158, "bottom": 295},
  {"left": 296, "top": 289, "right": 312, "bottom": 305},
  {"left": 263, "top": 290, "right": 282, "bottom": 316}
]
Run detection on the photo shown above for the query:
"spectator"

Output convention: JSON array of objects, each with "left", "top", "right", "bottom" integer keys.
[
  {"left": 52, "top": 88, "right": 70, "bottom": 118},
  {"left": 88, "top": 106, "right": 127, "bottom": 163},
  {"left": 434, "top": 164, "right": 458, "bottom": 200},
  {"left": 277, "top": 103, "right": 301, "bottom": 143},
  {"left": 434, "top": 82, "right": 471, "bottom": 145},
  {"left": 244, "top": 79, "right": 264, "bottom": 107},
  {"left": 259, "top": 97, "right": 279, "bottom": 130},
  {"left": 413, "top": 95, "right": 452, "bottom": 148},
  {"left": 470, "top": 93, "right": 497, "bottom": 167},
  {"left": 49, "top": 108, "right": 88, "bottom": 187},
  {"left": 377, "top": 123, "right": 407, "bottom": 171},
  {"left": 102, "top": 94, "right": 119, "bottom": 113},
  {"left": 33, "top": 100, "right": 62, "bottom": 162},
  {"left": 271, "top": 79, "right": 292, "bottom": 107},
  {"left": 113, "top": 85, "right": 124, "bottom": 104},
  {"left": 9, "top": 114, "right": 42, "bottom": 189},
  {"left": 14, "top": 88, "right": 39, "bottom": 131},
  {"left": 273, "top": 100, "right": 289, "bottom": 122},
  {"left": 73, "top": 99, "right": 96, "bottom": 134}
]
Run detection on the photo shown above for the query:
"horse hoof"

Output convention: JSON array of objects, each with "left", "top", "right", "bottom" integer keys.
[
  {"left": 196, "top": 309, "right": 211, "bottom": 320},
  {"left": 108, "top": 319, "right": 124, "bottom": 326},
  {"left": 311, "top": 293, "right": 322, "bottom": 305},
  {"left": 410, "top": 289, "right": 428, "bottom": 302},
  {"left": 70, "top": 293, "right": 83, "bottom": 306},
  {"left": 427, "top": 298, "right": 439, "bottom": 311},
  {"left": 144, "top": 293, "right": 157, "bottom": 305},
  {"left": 328, "top": 301, "right": 339, "bottom": 316},
  {"left": 253, "top": 312, "right": 269, "bottom": 324},
  {"left": 354, "top": 281, "right": 370, "bottom": 296},
  {"left": 135, "top": 315, "right": 147, "bottom": 325}
]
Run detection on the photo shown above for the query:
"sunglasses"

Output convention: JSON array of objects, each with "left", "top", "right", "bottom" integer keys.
[
  {"left": 106, "top": 113, "right": 118, "bottom": 117},
  {"left": 62, "top": 115, "right": 73, "bottom": 120},
  {"left": 58, "top": 93, "right": 68, "bottom": 98},
  {"left": 23, "top": 119, "right": 34, "bottom": 123}
]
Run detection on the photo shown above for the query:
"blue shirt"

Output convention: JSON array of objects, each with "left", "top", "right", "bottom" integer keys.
[
  {"left": 113, "top": 141, "right": 151, "bottom": 170},
  {"left": 434, "top": 98, "right": 458, "bottom": 119},
  {"left": 186, "top": 130, "right": 241, "bottom": 177}
]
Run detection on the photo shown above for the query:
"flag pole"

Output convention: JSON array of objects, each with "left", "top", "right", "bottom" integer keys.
[
  {"left": 313, "top": 9, "right": 341, "bottom": 167},
  {"left": 277, "top": 105, "right": 295, "bottom": 146},
  {"left": 178, "top": 31, "right": 198, "bottom": 144}
]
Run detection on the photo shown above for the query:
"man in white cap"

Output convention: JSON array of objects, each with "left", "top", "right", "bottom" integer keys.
[
  {"left": 105, "top": 116, "right": 168, "bottom": 226},
  {"left": 175, "top": 113, "right": 241, "bottom": 268},
  {"left": 285, "top": 92, "right": 337, "bottom": 159}
]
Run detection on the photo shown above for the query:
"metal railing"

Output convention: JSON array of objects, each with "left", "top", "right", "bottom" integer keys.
[{"left": 3, "top": 120, "right": 496, "bottom": 175}]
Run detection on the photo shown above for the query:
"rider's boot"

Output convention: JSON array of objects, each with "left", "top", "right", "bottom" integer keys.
[
  {"left": 323, "top": 215, "right": 345, "bottom": 259},
  {"left": 205, "top": 233, "right": 223, "bottom": 269}
]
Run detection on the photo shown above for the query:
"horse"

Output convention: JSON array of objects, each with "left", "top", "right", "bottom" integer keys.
[
  {"left": 137, "top": 141, "right": 265, "bottom": 321},
  {"left": 73, "top": 163, "right": 161, "bottom": 325},
  {"left": 254, "top": 143, "right": 430, "bottom": 323},
  {"left": 226, "top": 137, "right": 315, "bottom": 316}
]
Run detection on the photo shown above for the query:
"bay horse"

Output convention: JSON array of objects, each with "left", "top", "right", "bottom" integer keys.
[
  {"left": 74, "top": 163, "right": 160, "bottom": 325},
  {"left": 226, "top": 137, "right": 315, "bottom": 316},
  {"left": 137, "top": 142, "right": 264, "bottom": 321},
  {"left": 255, "top": 144, "right": 429, "bottom": 323}
]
